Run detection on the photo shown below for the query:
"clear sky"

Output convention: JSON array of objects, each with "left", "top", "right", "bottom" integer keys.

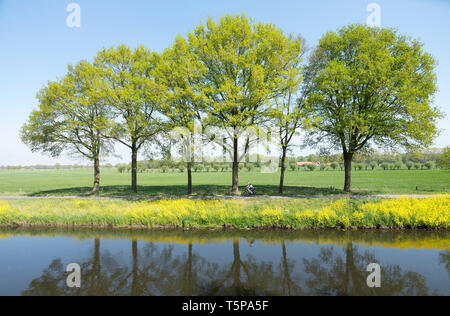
[{"left": 0, "top": 0, "right": 448, "bottom": 165}]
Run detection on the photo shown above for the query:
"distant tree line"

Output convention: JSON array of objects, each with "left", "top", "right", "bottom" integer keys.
[
  {"left": 0, "top": 164, "right": 113, "bottom": 170},
  {"left": 4, "top": 147, "right": 447, "bottom": 174},
  {"left": 112, "top": 147, "right": 448, "bottom": 174}
]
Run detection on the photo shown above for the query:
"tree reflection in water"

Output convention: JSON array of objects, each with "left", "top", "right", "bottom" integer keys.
[
  {"left": 302, "top": 242, "right": 434, "bottom": 296},
  {"left": 22, "top": 238, "right": 442, "bottom": 296},
  {"left": 23, "top": 238, "right": 129, "bottom": 296},
  {"left": 439, "top": 251, "right": 450, "bottom": 277}
]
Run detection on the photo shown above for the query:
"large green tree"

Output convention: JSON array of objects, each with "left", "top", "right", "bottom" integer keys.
[
  {"left": 304, "top": 24, "right": 442, "bottom": 192},
  {"left": 269, "top": 35, "right": 308, "bottom": 194},
  {"left": 94, "top": 45, "right": 165, "bottom": 193},
  {"left": 437, "top": 146, "right": 450, "bottom": 170},
  {"left": 186, "top": 14, "right": 303, "bottom": 194},
  {"left": 156, "top": 36, "right": 206, "bottom": 195},
  {"left": 21, "top": 61, "right": 112, "bottom": 193}
]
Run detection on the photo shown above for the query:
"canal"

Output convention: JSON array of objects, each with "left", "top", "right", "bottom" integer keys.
[{"left": 0, "top": 229, "right": 448, "bottom": 296}]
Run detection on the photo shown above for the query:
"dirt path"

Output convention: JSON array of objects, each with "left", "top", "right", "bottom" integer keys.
[{"left": 0, "top": 194, "right": 445, "bottom": 200}]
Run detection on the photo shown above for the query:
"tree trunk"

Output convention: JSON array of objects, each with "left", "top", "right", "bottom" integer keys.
[
  {"left": 187, "top": 161, "right": 192, "bottom": 195},
  {"left": 232, "top": 137, "right": 239, "bottom": 195},
  {"left": 281, "top": 240, "right": 292, "bottom": 295},
  {"left": 131, "top": 239, "right": 138, "bottom": 296},
  {"left": 279, "top": 146, "right": 287, "bottom": 194},
  {"left": 93, "top": 156, "right": 100, "bottom": 193},
  {"left": 343, "top": 152, "right": 353, "bottom": 192},
  {"left": 343, "top": 242, "right": 354, "bottom": 296},
  {"left": 89, "top": 238, "right": 100, "bottom": 296},
  {"left": 131, "top": 141, "right": 138, "bottom": 193},
  {"left": 184, "top": 243, "right": 193, "bottom": 295},
  {"left": 232, "top": 239, "right": 241, "bottom": 295}
]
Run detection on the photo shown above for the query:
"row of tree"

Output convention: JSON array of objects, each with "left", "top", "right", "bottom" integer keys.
[
  {"left": 294, "top": 161, "right": 440, "bottom": 172},
  {"left": 113, "top": 158, "right": 444, "bottom": 174},
  {"left": 21, "top": 14, "right": 443, "bottom": 194},
  {"left": 294, "top": 148, "right": 449, "bottom": 165},
  {"left": 4, "top": 146, "right": 449, "bottom": 172},
  {"left": 0, "top": 164, "right": 104, "bottom": 170},
  {"left": 23, "top": 238, "right": 442, "bottom": 296}
]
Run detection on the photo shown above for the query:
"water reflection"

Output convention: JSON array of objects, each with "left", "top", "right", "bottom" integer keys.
[
  {"left": 0, "top": 229, "right": 447, "bottom": 296},
  {"left": 302, "top": 242, "right": 433, "bottom": 296},
  {"left": 439, "top": 251, "right": 450, "bottom": 277}
]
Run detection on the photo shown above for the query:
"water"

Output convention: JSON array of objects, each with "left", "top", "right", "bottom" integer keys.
[{"left": 0, "top": 229, "right": 448, "bottom": 296}]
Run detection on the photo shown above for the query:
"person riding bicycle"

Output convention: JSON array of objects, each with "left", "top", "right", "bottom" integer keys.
[{"left": 246, "top": 182, "right": 256, "bottom": 196}]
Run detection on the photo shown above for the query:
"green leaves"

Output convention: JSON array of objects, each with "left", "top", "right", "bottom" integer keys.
[
  {"left": 90, "top": 45, "right": 167, "bottom": 153},
  {"left": 156, "top": 36, "right": 206, "bottom": 130},
  {"left": 187, "top": 14, "right": 303, "bottom": 130}
]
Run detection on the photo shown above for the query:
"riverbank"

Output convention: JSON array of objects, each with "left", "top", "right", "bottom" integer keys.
[
  {"left": 0, "top": 196, "right": 448, "bottom": 230},
  {"left": 1, "top": 227, "right": 448, "bottom": 250},
  {"left": 0, "top": 194, "right": 442, "bottom": 200}
]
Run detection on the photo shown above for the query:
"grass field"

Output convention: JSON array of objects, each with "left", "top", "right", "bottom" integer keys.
[{"left": 0, "top": 168, "right": 448, "bottom": 196}]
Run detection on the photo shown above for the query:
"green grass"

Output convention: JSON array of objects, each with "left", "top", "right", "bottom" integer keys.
[{"left": 0, "top": 168, "right": 448, "bottom": 196}]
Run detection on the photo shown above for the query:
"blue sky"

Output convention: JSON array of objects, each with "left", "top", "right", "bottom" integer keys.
[{"left": 0, "top": 0, "right": 449, "bottom": 165}]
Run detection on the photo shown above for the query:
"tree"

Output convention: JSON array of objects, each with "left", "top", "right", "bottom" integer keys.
[
  {"left": 187, "top": 14, "right": 302, "bottom": 195},
  {"left": 246, "top": 163, "right": 255, "bottom": 172},
  {"left": 289, "top": 162, "right": 297, "bottom": 171},
  {"left": 437, "top": 146, "right": 450, "bottom": 169},
  {"left": 117, "top": 164, "right": 127, "bottom": 173},
  {"left": 21, "top": 61, "right": 112, "bottom": 193},
  {"left": 156, "top": 36, "right": 206, "bottom": 195},
  {"left": 304, "top": 24, "right": 442, "bottom": 192},
  {"left": 307, "top": 164, "right": 316, "bottom": 171},
  {"left": 269, "top": 35, "right": 307, "bottom": 194},
  {"left": 95, "top": 45, "right": 165, "bottom": 193},
  {"left": 221, "top": 163, "right": 230, "bottom": 172}
]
